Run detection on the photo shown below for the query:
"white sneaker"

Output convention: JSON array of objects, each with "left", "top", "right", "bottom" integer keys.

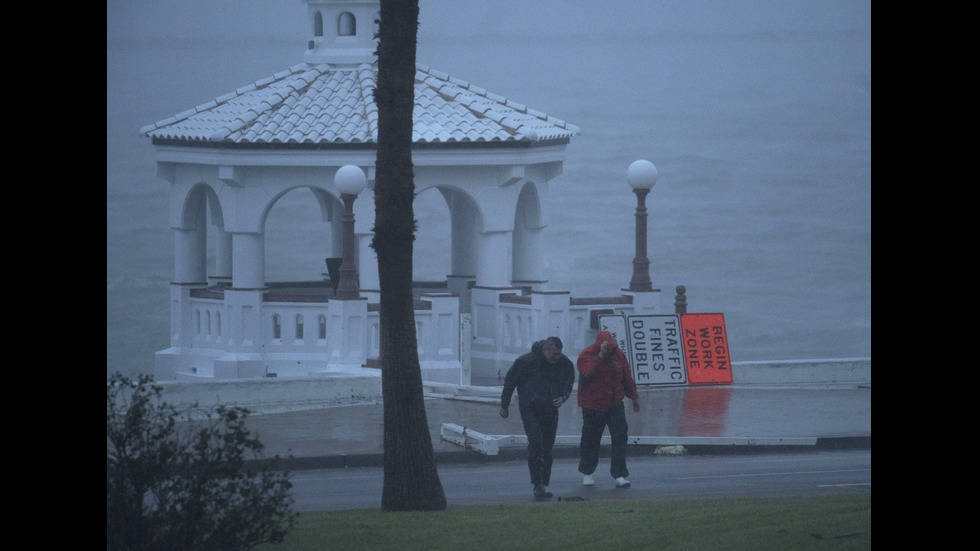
[
  {"left": 615, "top": 477, "right": 631, "bottom": 488},
  {"left": 582, "top": 474, "right": 595, "bottom": 486}
]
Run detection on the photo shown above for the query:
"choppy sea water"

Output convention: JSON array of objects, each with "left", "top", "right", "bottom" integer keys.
[{"left": 107, "top": 4, "right": 871, "bottom": 378}]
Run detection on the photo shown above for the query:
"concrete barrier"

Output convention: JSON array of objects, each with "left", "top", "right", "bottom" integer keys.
[
  {"left": 156, "top": 371, "right": 383, "bottom": 415},
  {"left": 153, "top": 358, "right": 870, "bottom": 414},
  {"left": 732, "top": 358, "right": 871, "bottom": 386}
]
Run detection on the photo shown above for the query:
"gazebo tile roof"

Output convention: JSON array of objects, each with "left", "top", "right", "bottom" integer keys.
[{"left": 142, "top": 63, "right": 579, "bottom": 145}]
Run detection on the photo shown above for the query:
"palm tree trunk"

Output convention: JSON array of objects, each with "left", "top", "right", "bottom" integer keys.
[{"left": 373, "top": 0, "right": 447, "bottom": 512}]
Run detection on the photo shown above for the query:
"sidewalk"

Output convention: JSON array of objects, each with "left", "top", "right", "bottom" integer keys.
[{"left": 244, "top": 382, "right": 872, "bottom": 470}]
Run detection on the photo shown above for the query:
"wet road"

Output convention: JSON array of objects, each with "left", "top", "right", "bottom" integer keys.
[{"left": 287, "top": 448, "right": 871, "bottom": 512}]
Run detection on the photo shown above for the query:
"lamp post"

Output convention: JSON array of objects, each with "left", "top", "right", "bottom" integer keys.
[
  {"left": 627, "top": 160, "right": 658, "bottom": 292},
  {"left": 334, "top": 165, "right": 366, "bottom": 300}
]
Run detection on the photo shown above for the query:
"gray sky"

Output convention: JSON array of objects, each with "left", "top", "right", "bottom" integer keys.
[{"left": 107, "top": 1, "right": 870, "bottom": 42}]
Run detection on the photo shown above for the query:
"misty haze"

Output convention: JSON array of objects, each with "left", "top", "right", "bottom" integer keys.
[{"left": 107, "top": 0, "right": 871, "bottom": 377}]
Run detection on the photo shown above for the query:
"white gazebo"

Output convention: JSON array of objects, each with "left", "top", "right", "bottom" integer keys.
[{"left": 140, "top": 0, "right": 661, "bottom": 384}]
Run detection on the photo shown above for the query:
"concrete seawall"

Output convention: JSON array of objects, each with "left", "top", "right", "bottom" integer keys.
[
  {"left": 155, "top": 358, "right": 870, "bottom": 415},
  {"left": 156, "top": 372, "right": 384, "bottom": 415},
  {"left": 732, "top": 358, "right": 871, "bottom": 386}
]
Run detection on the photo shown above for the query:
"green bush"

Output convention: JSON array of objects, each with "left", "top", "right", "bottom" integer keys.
[{"left": 107, "top": 373, "right": 297, "bottom": 551}]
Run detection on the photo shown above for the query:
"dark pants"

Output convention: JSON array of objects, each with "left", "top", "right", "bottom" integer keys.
[
  {"left": 578, "top": 402, "right": 629, "bottom": 479},
  {"left": 519, "top": 401, "right": 560, "bottom": 487}
]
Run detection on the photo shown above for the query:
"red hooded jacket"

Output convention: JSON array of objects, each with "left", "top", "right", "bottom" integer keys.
[{"left": 576, "top": 331, "right": 639, "bottom": 411}]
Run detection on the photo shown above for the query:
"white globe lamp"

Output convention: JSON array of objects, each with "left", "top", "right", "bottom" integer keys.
[
  {"left": 335, "top": 165, "right": 367, "bottom": 196},
  {"left": 627, "top": 160, "right": 657, "bottom": 291},
  {"left": 334, "top": 165, "right": 366, "bottom": 299}
]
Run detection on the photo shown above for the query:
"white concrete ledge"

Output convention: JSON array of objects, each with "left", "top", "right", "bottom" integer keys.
[
  {"left": 732, "top": 358, "right": 870, "bottom": 386},
  {"left": 150, "top": 358, "right": 870, "bottom": 415},
  {"left": 439, "top": 424, "right": 818, "bottom": 455},
  {"left": 155, "top": 371, "right": 382, "bottom": 415}
]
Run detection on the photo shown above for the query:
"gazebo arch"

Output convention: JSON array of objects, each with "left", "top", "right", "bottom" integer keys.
[
  {"left": 259, "top": 184, "right": 347, "bottom": 282},
  {"left": 434, "top": 185, "right": 484, "bottom": 282},
  {"left": 337, "top": 12, "right": 356, "bottom": 36},
  {"left": 174, "top": 183, "right": 225, "bottom": 286},
  {"left": 513, "top": 181, "right": 546, "bottom": 287}
]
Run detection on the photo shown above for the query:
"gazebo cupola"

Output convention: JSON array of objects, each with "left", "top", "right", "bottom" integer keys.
[{"left": 304, "top": 0, "right": 378, "bottom": 66}]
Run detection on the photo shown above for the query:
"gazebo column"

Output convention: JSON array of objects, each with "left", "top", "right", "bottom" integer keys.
[
  {"left": 173, "top": 225, "right": 206, "bottom": 284},
  {"left": 356, "top": 232, "right": 378, "bottom": 292},
  {"left": 512, "top": 224, "right": 545, "bottom": 288},
  {"left": 351, "top": 184, "right": 377, "bottom": 299},
  {"left": 212, "top": 225, "right": 233, "bottom": 284},
  {"left": 232, "top": 232, "right": 265, "bottom": 289},
  {"left": 449, "top": 191, "right": 480, "bottom": 277},
  {"left": 476, "top": 230, "right": 513, "bottom": 288}
]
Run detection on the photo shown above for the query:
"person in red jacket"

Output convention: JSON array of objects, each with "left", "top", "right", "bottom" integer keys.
[{"left": 576, "top": 330, "right": 640, "bottom": 488}]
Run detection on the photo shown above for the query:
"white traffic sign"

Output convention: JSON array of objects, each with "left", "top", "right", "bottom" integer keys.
[{"left": 599, "top": 314, "right": 687, "bottom": 385}]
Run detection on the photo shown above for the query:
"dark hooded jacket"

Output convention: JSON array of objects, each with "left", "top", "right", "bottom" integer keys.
[
  {"left": 500, "top": 339, "right": 575, "bottom": 409},
  {"left": 577, "top": 330, "right": 639, "bottom": 411}
]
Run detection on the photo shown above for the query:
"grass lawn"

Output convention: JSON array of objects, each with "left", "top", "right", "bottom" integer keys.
[{"left": 257, "top": 493, "right": 870, "bottom": 550}]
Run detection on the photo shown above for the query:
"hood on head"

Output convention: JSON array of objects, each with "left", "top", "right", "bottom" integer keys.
[
  {"left": 595, "top": 331, "right": 618, "bottom": 350},
  {"left": 531, "top": 339, "right": 546, "bottom": 356}
]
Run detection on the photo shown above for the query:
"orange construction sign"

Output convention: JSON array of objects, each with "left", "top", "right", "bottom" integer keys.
[{"left": 680, "top": 313, "right": 733, "bottom": 384}]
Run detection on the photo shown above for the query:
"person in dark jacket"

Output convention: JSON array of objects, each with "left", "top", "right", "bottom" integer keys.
[
  {"left": 500, "top": 336, "right": 575, "bottom": 499},
  {"left": 577, "top": 330, "right": 640, "bottom": 488}
]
